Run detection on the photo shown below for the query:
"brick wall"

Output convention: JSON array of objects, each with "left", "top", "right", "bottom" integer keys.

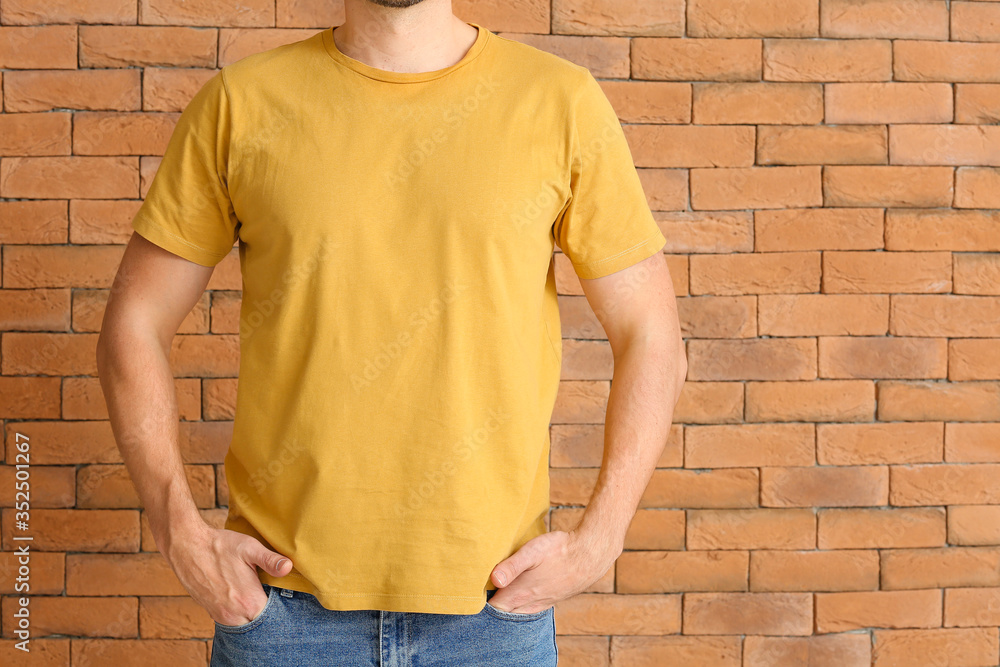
[{"left": 1, "top": 0, "right": 999, "bottom": 665}]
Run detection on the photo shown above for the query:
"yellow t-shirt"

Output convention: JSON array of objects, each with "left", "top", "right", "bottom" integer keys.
[{"left": 132, "top": 21, "right": 667, "bottom": 614}]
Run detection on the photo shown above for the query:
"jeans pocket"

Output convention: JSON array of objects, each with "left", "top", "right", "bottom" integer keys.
[
  {"left": 214, "top": 584, "right": 279, "bottom": 634},
  {"left": 483, "top": 599, "right": 552, "bottom": 622}
]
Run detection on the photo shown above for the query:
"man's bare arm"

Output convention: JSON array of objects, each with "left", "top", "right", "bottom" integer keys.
[
  {"left": 574, "top": 250, "right": 687, "bottom": 555},
  {"left": 96, "top": 232, "right": 291, "bottom": 626},
  {"left": 488, "top": 250, "right": 686, "bottom": 613}
]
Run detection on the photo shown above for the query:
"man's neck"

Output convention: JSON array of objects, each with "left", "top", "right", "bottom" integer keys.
[{"left": 333, "top": 0, "right": 479, "bottom": 74}]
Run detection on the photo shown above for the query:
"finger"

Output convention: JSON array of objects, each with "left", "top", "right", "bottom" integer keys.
[
  {"left": 491, "top": 544, "right": 537, "bottom": 588},
  {"left": 243, "top": 540, "right": 293, "bottom": 576}
]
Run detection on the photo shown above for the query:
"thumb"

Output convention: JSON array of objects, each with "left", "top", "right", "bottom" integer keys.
[
  {"left": 246, "top": 541, "right": 293, "bottom": 577},
  {"left": 491, "top": 549, "right": 532, "bottom": 588}
]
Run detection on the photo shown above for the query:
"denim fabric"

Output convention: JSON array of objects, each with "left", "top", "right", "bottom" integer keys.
[{"left": 210, "top": 584, "right": 558, "bottom": 666}]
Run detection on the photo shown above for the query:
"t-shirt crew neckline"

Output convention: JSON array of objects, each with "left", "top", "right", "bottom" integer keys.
[{"left": 321, "top": 22, "right": 490, "bottom": 83}]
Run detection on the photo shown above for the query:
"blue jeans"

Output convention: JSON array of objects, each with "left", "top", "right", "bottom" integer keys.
[{"left": 210, "top": 584, "right": 559, "bottom": 666}]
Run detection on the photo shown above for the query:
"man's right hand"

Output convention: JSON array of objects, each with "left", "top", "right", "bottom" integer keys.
[{"left": 162, "top": 520, "right": 294, "bottom": 626}]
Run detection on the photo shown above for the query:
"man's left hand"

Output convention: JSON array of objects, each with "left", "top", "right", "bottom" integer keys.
[{"left": 487, "top": 528, "right": 622, "bottom": 614}]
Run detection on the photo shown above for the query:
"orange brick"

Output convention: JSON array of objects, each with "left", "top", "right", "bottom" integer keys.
[
  {"left": 687, "top": 0, "right": 819, "bottom": 37},
  {"left": 893, "top": 295, "right": 1000, "bottom": 337},
  {"left": 0, "top": 464, "right": 75, "bottom": 507},
  {"left": 956, "top": 166, "right": 1000, "bottom": 208},
  {"left": 693, "top": 82, "right": 823, "bottom": 124},
  {"left": 454, "top": 1, "right": 548, "bottom": 34},
  {"left": 949, "top": 505, "right": 1000, "bottom": 546},
  {"left": 822, "top": 0, "right": 949, "bottom": 39},
  {"left": 641, "top": 468, "right": 760, "bottom": 508},
  {"left": 0, "top": 156, "right": 139, "bottom": 199},
  {"left": 0, "top": 551, "right": 65, "bottom": 594},
  {"left": 0, "top": 26, "right": 77, "bottom": 69},
  {"left": 561, "top": 339, "right": 612, "bottom": 380},
  {"left": 0, "top": 112, "right": 71, "bottom": 155},
  {"left": 690, "top": 251, "right": 821, "bottom": 294},
  {"left": 824, "top": 165, "right": 953, "bottom": 207},
  {"left": 142, "top": 67, "right": 217, "bottom": 112},
  {"left": 757, "top": 125, "right": 887, "bottom": 166},
  {"left": 758, "top": 294, "right": 889, "bottom": 336},
  {"left": 674, "top": 381, "right": 744, "bottom": 424},
  {"left": 611, "top": 636, "right": 740, "bottom": 666},
  {"left": 69, "top": 199, "right": 141, "bottom": 243},
  {"left": 886, "top": 209, "right": 1000, "bottom": 251},
  {"left": 1, "top": 508, "right": 139, "bottom": 552},
  {"left": 620, "top": 508, "right": 686, "bottom": 550},
  {"left": 2, "top": 332, "right": 101, "bottom": 376},
  {"left": 631, "top": 37, "right": 762, "bottom": 81},
  {"left": 80, "top": 25, "right": 217, "bottom": 68},
  {"left": 67, "top": 553, "right": 186, "bottom": 596},
  {"left": 637, "top": 168, "right": 688, "bottom": 210},
  {"left": 553, "top": 593, "right": 681, "bottom": 635},
  {"left": 0, "top": 0, "right": 136, "bottom": 24},
  {"left": 4, "top": 420, "right": 120, "bottom": 465},
  {"left": 687, "top": 338, "right": 818, "bottom": 381},
  {"left": 0, "top": 595, "right": 137, "bottom": 638},
  {"left": 956, "top": 83, "right": 1000, "bottom": 124},
  {"left": 550, "top": 423, "right": 681, "bottom": 467},
  {"left": 688, "top": 508, "right": 816, "bottom": 550},
  {"left": 945, "top": 423, "right": 1000, "bottom": 462},
  {"left": 750, "top": 550, "right": 880, "bottom": 592},
  {"left": 824, "top": 251, "right": 951, "bottom": 293},
  {"left": 684, "top": 592, "right": 813, "bottom": 635},
  {"left": 818, "top": 422, "right": 943, "bottom": 465},
  {"left": 744, "top": 634, "right": 871, "bottom": 667},
  {"left": 655, "top": 211, "right": 753, "bottom": 253},
  {"left": 692, "top": 166, "right": 823, "bottom": 209},
  {"left": 825, "top": 82, "right": 953, "bottom": 123},
  {"left": 955, "top": 253, "right": 1000, "bottom": 295},
  {"left": 762, "top": 465, "right": 887, "bottom": 507},
  {"left": 616, "top": 550, "right": 748, "bottom": 593},
  {"left": 0, "top": 288, "right": 70, "bottom": 331},
  {"left": 882, "top": 547, "right": 1000, "bottom": 590},
  {"left": 895, "top": 41, "right": 1000, "bottom": 82},
  {"left": 4, "top": 69, "right": 141, "bottom": 112},
  {"left": 815, "top": 589, "right": 942, "bottom": 632},
  {"left": 484, "top": 32, "right": 628, "bottom": 77},
  {"left": 0, "top": 376, "right": 61, "bottom": 419},
  {"left": 3, "top": 245, "right": 124, "bottom": 289},
  {"left": 678, "top": 296, "right": 756, "bottom": 339},
  {"left": 945, "top": 587, "right": 1000, "bottom": 627},
  {"left": 764, "top": 38, "right": 891, "bottom": 82},
  {"left": 77, "top": 464, "right": 215, "bottom": 509},
  {"left": 71, "top": 639, "right": 205, "bottom": 665},
  {"left": 0, "top": 200, "right": 68, "bottom": 244},
  {"left": 139, "top": 0, "right": 274, "bottom": 27},
  {"left": 0, "top": 639, "right": 71, "bottom": 664},
  {"left": 626, "top": 125, "right": 755, "bottom": 167},
  {"left": 139, "top": 596, "right": 214, "bottom": 639},
  {"left": 952, "top": 0, "right": 1000, "bottom": 42},
  {"left": 208, "top": 291, "right": 242, "bottom": 334},
  {"left": 598, "top": 81, "right": 689, "bottom": 123},
  {"left": 63, "top": 376, "right": 201, "bottom": 420},
  {"left": 891, "top": 125, "right": 1000, "bottom": 166},
  {"left": 878, "top": 380, "right": 1000, "bottom": 421},
  {"left": 872, "top": 628, "right": 999, "bottom": 667},
  {"left": 891, "top": 463, "right": 1000, "bottom": 505},
  {"left": 168, "top": 334, "right": 239, "bottom": 378},
  {"left": 841, "top": 518, "right": 936, "bottom": 567},
  {"left": 74, "top": 112, "right": 178, "bottom": 156},
  {"left": 818, "top": 336, "right": 947, "bottom": 379},
  {"left": 747, "top": 380, "right": 875, "bottom": 422},
  {"left": 552, "top": 0, "right": 683, "bottom": 36},
  {"left": 552, "top": 380, "right": 608, "bottom": 424}
]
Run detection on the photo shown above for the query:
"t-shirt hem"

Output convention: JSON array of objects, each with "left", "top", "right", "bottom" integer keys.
[
  {"left": 131, "top": 213, "right": 232, "bottom": 267},
  {"left": 570, "top": 228, "right": 668, "bottom": 280},
  {"left": 258, "top": 570, "right": 492, "bottom": 615}
]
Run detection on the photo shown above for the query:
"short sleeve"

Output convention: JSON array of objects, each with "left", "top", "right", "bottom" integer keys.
[
  {"left": 553, "top": 68, "right": 667, "bottom": 280},
  {"left": 131, "top": 68, "right": 239, "bottom": 267}
]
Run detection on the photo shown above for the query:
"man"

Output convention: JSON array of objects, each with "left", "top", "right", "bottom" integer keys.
[{"left": 96, "top": 0, "right": 686, "bottom": 664}]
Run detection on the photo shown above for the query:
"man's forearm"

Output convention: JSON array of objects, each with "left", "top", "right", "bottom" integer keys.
[
  {"left": 96, "top": 329, "right": 207, "bottom": 560},
  {"left": 574, "top": 334, "right": 686, "bottom": 554}
]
